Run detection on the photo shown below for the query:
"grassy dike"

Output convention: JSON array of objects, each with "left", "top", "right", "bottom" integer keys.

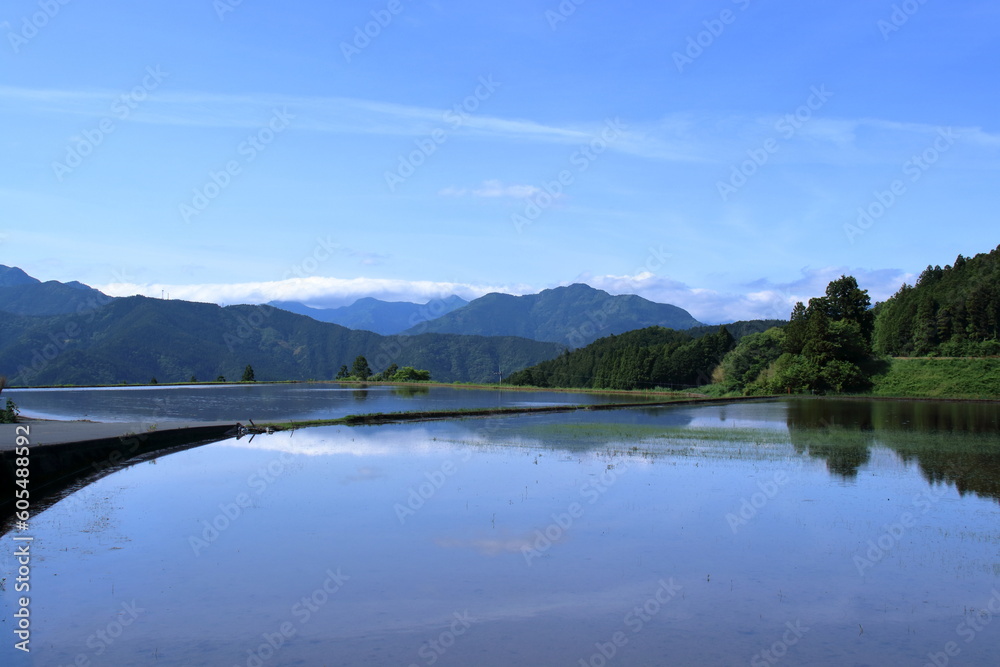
[{"left": 869, "top": 357, "right": 1000, "bottom": 399}]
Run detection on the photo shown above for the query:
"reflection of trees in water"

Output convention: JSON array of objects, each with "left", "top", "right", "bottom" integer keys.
[
  {"left": 886, "top": 442, "right": 1000, "bottom": 502},
  {"left": 789, "top": 429, "right": 873, "bottom": 479},
  {"left": 786, "top": 398, "right": 1000, "bottom": 502},
  {"left": 393, "top": 385, "right": 430, "bottom": 398},
  {"left": 787, "top": 397, "right": 875, "bottom": 478},
  {"left": 352, "top": 390, "right": 369, "bottom": 401}
]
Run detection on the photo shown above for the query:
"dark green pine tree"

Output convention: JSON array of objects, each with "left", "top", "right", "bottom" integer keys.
[
  {"left": 784, "top": 302, "right": 809, "bottom": 354},
  {"left": 351, "top": 356, "right": 372, "bottom": 380},
  {"left": 242, "top": 364, "right": 256, "bottom": 382},
  {"left": 823, "top": 275, "right": 874, "bottom": 347}
]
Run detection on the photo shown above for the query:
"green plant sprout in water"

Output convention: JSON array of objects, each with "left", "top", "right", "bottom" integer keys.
[
  {"left": 0, "top": 376, "right": 18, "bottom": 423},
  {"left": 0, "top": 399, "right": 19, "bottom": 424}
]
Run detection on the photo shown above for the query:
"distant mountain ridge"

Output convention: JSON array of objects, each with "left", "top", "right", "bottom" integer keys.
[
  {"left": 0, "top": 267, "right": 723, "bottom": 386},
  {"left": 0, "top": 266, "right": 39, "bottom": 287},
  {"left": 0, "top": 264, "right": 112, "bottom": 316},
  {"left": 403, "top": 283, "right": 703, "bottom": 347},
  {"left": 268, "top": 295, "right": 468, "bottom": 335},
  {"left": 0, "top": 269, "right": 561, "bottom": 385}
]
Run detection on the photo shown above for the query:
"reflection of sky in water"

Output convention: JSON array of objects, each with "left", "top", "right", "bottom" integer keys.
[
  {"left": 6, "top": 401, "right": 1000, "bottom": 666},
  {"left": 684, "top": 400, "right": 790, "bottom": 431},
  {"left": 6, "top": 383, "right": 650, "bottom": 422}
]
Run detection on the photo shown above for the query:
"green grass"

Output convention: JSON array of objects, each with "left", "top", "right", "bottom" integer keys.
[{"left": 870, "top": 357, "right": 1000, "bottom": 399}]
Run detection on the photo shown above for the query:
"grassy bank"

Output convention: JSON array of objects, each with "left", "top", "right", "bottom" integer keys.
[{"left": 869, "top": 357, "right": 1000, "bottom": 399}]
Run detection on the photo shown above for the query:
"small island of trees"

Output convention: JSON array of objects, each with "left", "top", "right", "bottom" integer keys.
[{"left": 336, "top": 356, "right": 432, "bottom": 383}]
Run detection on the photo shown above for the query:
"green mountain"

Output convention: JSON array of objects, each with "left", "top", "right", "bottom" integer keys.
[
  {"left": 873, "top": 244, "right": 1000, "bottom": 356},
  {"left": 0, "top": 264, "right": 112, "bottom": 316},
  {"left": 268, "top": 295, "right": 468, "bottom": 335},
  {"left": 0, "top": 265, "right": 38, "bottom": 286},
  {"left": 404, "top": 283, "right": 703, "bottom": 347},
  {"left": 0, "top": 296, "right": 563, "bottom": 386}
]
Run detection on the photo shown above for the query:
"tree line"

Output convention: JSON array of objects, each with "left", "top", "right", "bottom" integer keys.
[
  {"left": 873, "top": 246, "right": 1000, "bottom": 357},
  {"left": 507, "top": 326, "right": 737, "bottom": 390}
]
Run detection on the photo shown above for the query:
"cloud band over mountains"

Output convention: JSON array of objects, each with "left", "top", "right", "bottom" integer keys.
[{"left": 97, "top": 266, "right": 912, "bottom": 325}]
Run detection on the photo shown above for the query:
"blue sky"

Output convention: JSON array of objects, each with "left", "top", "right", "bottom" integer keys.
[{"left": 2, "top": 0, "right": 998, "bottom": 323}]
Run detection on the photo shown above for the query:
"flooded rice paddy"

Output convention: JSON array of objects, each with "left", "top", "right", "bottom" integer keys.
[{"left": 2, "top": 388, "right": 999, "bottom": 665}]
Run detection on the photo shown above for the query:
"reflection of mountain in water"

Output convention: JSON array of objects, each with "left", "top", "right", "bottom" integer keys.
[{"left": 786, "top": 398, "right": 1000, "bottom": 502}]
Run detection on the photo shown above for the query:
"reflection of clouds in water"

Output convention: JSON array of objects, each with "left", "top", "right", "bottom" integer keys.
[
  {"left": 435, "top": 532, "right": 543, "bottom": 556},
  {"left": 686, "top": 402, "right": 789, "bottom": 431},
  {"left": 215, "top": 423, "right": 664, "bottom": 469},
  {"left": 335, "top": 576, "right": 690, "bottom": 641},
  {"left": 216, "top": 426, "right": 474, "bottom": 458},
  {"left": 341, "top": 466, "right": 385, "bottom": 484}
]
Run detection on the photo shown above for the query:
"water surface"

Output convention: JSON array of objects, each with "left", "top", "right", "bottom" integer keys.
[
  {"left": 2, "top": 397, "right": 999, "bottom": 666},
  {"left": 5, "top": 383, "right": 646, "bottom": 423}
]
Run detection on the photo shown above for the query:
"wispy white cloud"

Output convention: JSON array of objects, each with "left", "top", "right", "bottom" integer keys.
[
  {"left": 0, "top": 84, "right": 596, "bottom": 145},
  {"left": 3, "top": 82, "right": 997, "bottom": 165},
  {"left": 440, "top": 179, "right": 543, "bottom": 199}
]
